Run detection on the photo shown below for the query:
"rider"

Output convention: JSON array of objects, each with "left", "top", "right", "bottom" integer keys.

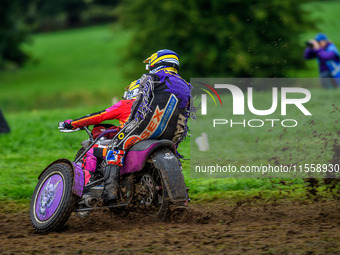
[
  {"left": 102, "top": 49, "right": 192, "bottom": 203},
  {"left": 62, "top": 80, "right": 140, "bottom": 184}
]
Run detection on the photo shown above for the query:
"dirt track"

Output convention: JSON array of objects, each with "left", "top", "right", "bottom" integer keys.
[{"left": 1, "top": 199, "right": 340, "bottom": 254}]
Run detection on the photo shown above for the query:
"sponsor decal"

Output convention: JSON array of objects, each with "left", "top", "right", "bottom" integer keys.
[{"left": 123, "top": 95, "right": 178, "bottom": 149}]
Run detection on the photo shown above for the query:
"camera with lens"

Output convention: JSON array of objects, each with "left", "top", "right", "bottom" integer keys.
[{"left": 306, "top": 41, "right": 314, "bottom": 48}]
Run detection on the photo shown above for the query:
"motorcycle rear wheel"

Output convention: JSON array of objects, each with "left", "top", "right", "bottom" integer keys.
[
  {"left": 30, "top": 163, "right": 77, "bottom": 234},
  {"left": 138, "top": 164, "right": 170, "bottom": 219}
]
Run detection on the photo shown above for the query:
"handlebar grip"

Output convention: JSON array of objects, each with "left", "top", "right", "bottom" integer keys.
[{"left": 59, "top": 128, "right": 81, "bottom": 133}]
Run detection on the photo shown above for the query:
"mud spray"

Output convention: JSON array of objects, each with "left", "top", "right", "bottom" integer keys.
[{"left": 268, "top": 104, "right": 340, "bottom": 199}]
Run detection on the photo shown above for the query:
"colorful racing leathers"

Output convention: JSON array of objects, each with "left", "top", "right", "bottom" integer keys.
[
  {"left": 106, "top": 70, "right": 192, "bottom": 166},
  {"left": 70, "top": 99, "right": 135, "bottom": 129},
  {"left": 70, "top": 99, "right": 135, "bottom": 184}
]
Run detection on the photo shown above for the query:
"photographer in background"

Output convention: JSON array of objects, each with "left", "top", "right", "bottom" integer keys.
[{"left": 304, "top": 33, "right": 340, "bottom": 89}]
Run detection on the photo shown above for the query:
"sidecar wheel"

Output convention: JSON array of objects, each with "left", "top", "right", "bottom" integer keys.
[{"left": 30, "top": 163, "right": 77, "bottom": 234}]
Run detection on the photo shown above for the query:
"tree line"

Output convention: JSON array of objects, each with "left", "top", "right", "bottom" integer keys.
[{"left": 1, "top": 0, "right": 314, "bottom": 78}]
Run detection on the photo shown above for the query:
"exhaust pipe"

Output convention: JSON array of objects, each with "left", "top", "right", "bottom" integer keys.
[{"left": 84, "top": 196, "right": 99, "bottom": 207}]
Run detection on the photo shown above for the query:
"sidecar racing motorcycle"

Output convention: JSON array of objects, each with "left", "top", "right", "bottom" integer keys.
[{"left": 30, "top": 126, "right": 189, "bottom": 234}]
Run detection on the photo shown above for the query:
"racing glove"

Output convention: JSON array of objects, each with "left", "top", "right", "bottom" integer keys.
[{"left": 60, "top": 119, "right": 73, "bottom": 129}]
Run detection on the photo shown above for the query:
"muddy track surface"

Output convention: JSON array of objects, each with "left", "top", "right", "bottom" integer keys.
[{"left": 1, "top": 200, "right": 340, "bottom": 254}]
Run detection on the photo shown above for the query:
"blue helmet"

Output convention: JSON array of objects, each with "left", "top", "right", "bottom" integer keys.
[{"left": 143, "top": 49, "right": 179, "bottom": 73}]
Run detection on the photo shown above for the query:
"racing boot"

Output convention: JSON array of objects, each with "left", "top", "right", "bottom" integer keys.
[{"left": 103, "top": 164, "right": 120, "bottom": 203}]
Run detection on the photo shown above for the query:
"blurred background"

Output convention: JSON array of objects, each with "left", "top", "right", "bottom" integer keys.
[
  {"left": 1, "top": 0, "right": 339, "bottom": 113},
  {"left": 1, "top": 0, "right": 340, "bottom": 200}
]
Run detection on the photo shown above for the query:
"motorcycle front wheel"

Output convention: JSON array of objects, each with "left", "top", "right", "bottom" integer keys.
[{"left": 30, "top": 162, "right": 77, "bottom": 234}]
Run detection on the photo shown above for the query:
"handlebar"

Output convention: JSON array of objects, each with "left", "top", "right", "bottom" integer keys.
[
  {"left": 58, "top": 127, "right": 81, "bottom": 133},
  {"left": 58, "top": 123, "right": 118, "bottom": 143},
  {"left": 58, "top": 122, "right": 94, "bottom": 140}
]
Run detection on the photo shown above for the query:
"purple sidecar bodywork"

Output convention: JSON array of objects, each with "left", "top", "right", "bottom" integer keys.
[
  {"left": 38, "top": 159, "right": 85, "bottom": 198},
  {"left": 38, "top": 139, "right": 179, "bottom": 199},
  {"left": 120, "top": 139, "right": 176, "bottom": 175}
]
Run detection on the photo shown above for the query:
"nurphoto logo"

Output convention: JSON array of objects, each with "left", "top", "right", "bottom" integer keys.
[{"left": 198, "top": 82, "right": 312, "bottom": 128}]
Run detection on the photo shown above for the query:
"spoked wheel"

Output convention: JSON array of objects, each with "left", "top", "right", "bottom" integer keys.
[
  {"left": 30, "top": 163, "right": 77, "bottom": 234},
  {"left": 138, "top": 165, "right": 169, "bottom": 218}
]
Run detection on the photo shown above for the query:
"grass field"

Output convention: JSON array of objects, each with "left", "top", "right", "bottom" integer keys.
[
  {"left": 0, "top": 1, "right": 340, "bottom": 203},
  {"left": 1, "top": 87, "right": 338, "bottom": 202},
  {"left": 190, "top": 86, "right": 340, "bottom": 177},
  {"left": 0, "top": 25, "right": 132, "bottom": 113},
  {"left": 0, "top": 106, "right": 300, "bottom": 202}
]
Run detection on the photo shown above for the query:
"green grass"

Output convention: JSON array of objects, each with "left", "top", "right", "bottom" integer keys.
[
  {"left": 0, "top": 104, "right": 312, "bottom": 202},
  {"left": 190, "top": 87, "right": 340, "bottom": 177},
  {"left": 0, "top": 106, "right": 96, "bottom": 200},
  {"left": 0, "top": 25, "right": 132, "bottom": 112},
  {"left": 186, "top": 86, "right": 339, "bottom": 200}
]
